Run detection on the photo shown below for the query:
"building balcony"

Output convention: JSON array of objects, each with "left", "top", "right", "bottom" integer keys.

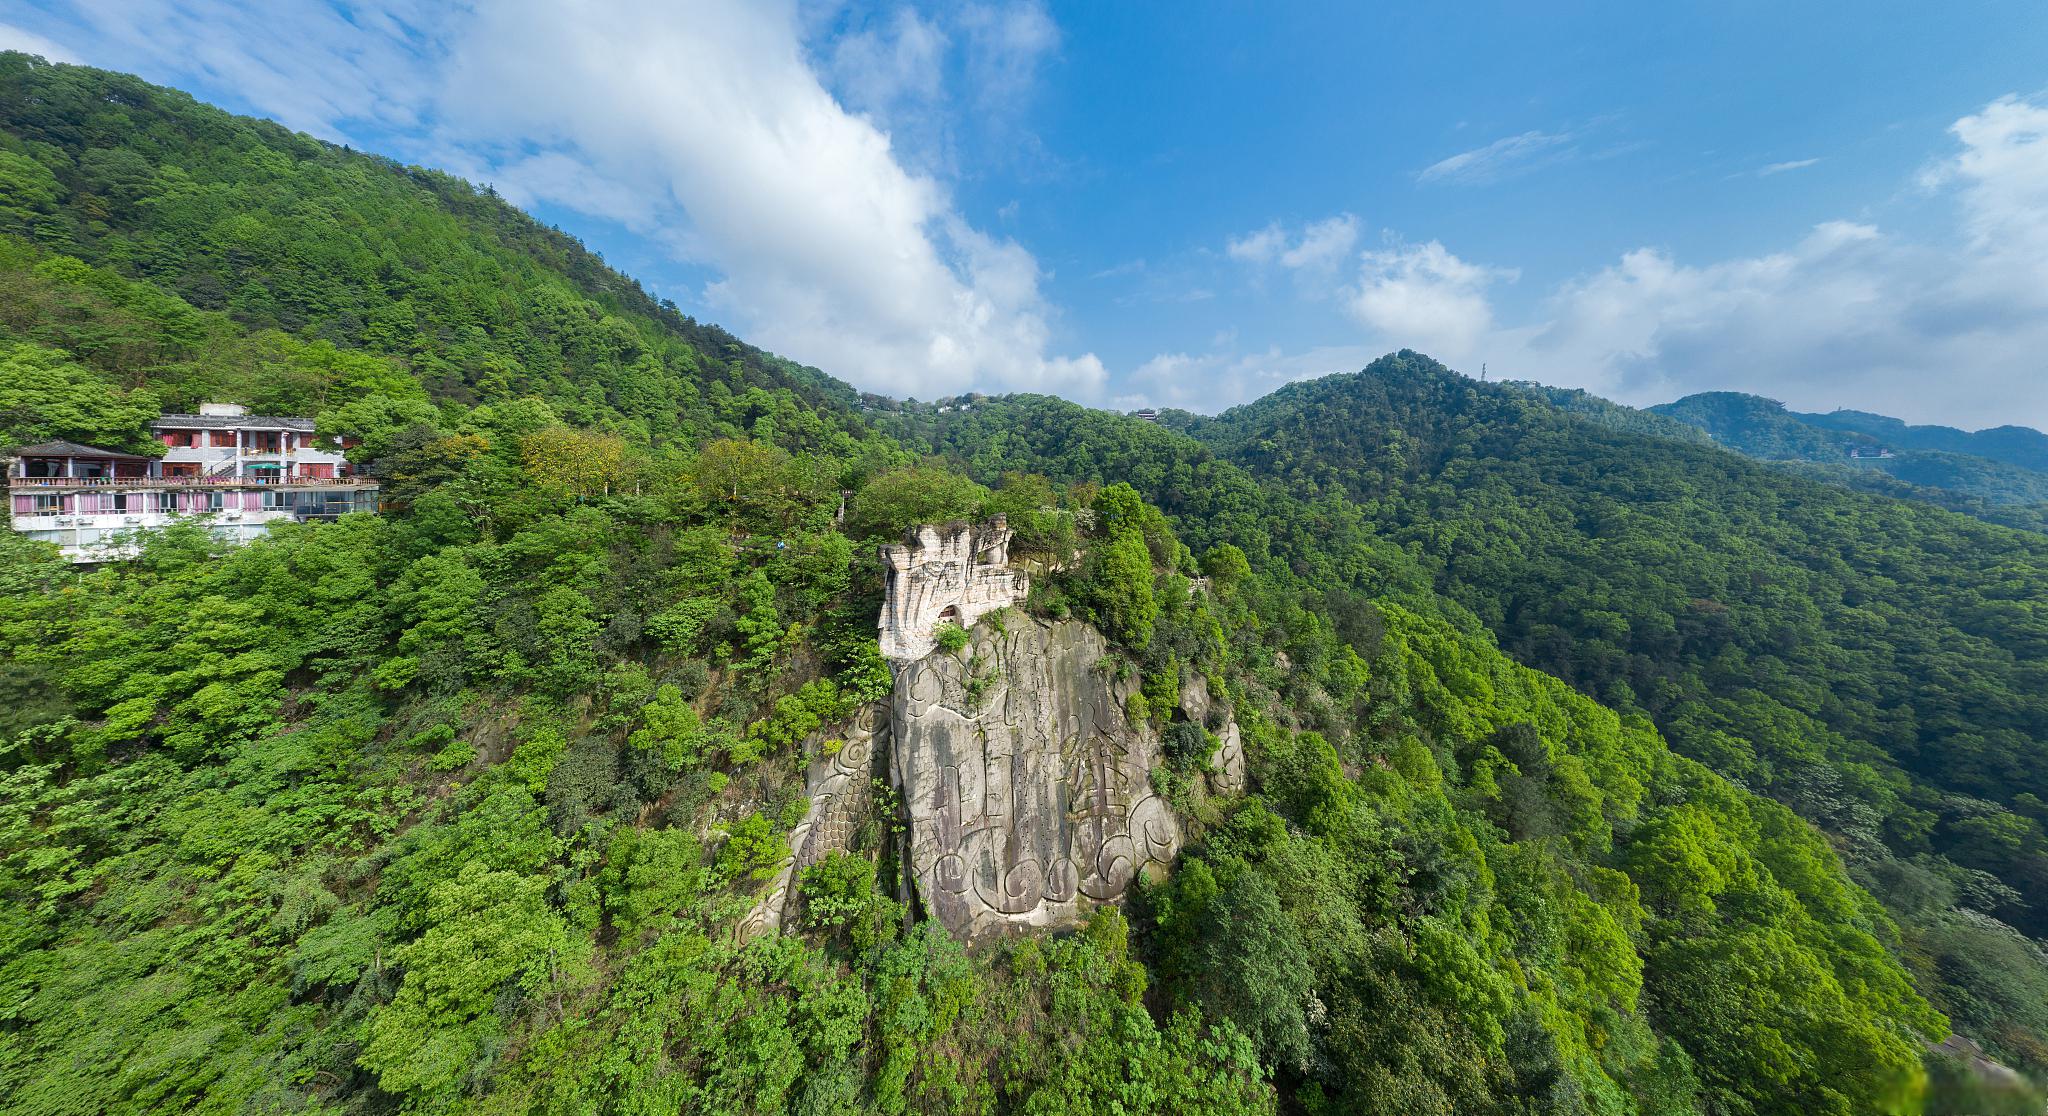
[{"left": 9, "top": 475, "right": 377, "bottom": 490}]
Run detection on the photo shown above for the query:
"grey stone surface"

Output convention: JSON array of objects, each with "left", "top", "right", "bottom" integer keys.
[
  {"left": 890, "top": 616, "right": 1180, "bottom": 942},
  {"left": 739, "top": 705, "right": 885, "bottom": 938},
  {"left": 1210, "top": 722, "right": 1248, "bottom": 796},
  {"left": 1177, "top": 672, "right": 1246, "bottom": 795},
  {"left": 878, "top": 517, "right": 1030, "bottom": 661}
]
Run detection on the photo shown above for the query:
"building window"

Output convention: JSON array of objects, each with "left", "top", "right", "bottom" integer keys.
[
  {"left": 32, "top": 494, "right": 60, "bottom": 514},
  {"left": 207, "top": 491, "right": 224, "bottom": 512},
  {"left": 111, "top": 492, "right": 128, "bottom": 514}
]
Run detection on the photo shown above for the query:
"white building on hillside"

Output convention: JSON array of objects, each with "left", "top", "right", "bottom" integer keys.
[{"left": 6, "top": 404, "right": 377, "bottom": 562}]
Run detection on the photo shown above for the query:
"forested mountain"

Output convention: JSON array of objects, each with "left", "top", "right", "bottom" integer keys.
[
  {"left": 0, "top": 55, "right": 2040, "bottom": 1116},
  {"left": 1805, "top": 408, "right": 2048, "bottom": 474},
  {"left": 1178, "top": 355, "right": 2048, "bottom": 1064},
  {"left": 1651, "top": 392, "right": 2048, "bottom": 532},
  {"left": 0, "top": 52, "right": 858, "bottom": 433},
  {"left": 898, "top": 367, "right": 2048, "bottom": 1098}
]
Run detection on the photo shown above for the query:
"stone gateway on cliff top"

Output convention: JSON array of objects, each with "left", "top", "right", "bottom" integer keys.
[
  {"left": 747, "top": 519, "right": 1213, "bottom": 944},
  {"left": 877, "top": 516, "right": 1030, "bottom": 661}
]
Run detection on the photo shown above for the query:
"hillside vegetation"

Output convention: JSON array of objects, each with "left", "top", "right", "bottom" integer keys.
[
  {"left": 0, "top": 55, "right": 2030, "bottom": 1116},
  {"left": 1177, "top": 356, "right": 2048, "bottom": 1072},
  {"left": 1651, "top": 391, "right": 2048, "bottom": 532}
]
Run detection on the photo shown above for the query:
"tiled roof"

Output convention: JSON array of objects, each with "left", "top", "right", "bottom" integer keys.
[
  {"left": 152, "top": 414, "right": 318, "bottom": 431},
  {"left": 7, "top": 439, "right": 154, "bottom": 459}
]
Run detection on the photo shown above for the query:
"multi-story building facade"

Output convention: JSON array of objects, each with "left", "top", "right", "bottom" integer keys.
[
  {"left": 151, "top": 402, "right": 354, "bottom": 481},
  {"left": 6, "top": 404, "right": 378, "bottom": 562}
]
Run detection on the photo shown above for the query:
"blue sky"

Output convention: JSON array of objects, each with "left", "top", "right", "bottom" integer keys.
[{"left": 4, "top": 1, "right": 2047, "bottom": 426}]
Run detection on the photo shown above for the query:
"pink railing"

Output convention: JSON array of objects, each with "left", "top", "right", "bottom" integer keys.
[{"left": 9, "top": 475, "right": 375, "bottom": 489}]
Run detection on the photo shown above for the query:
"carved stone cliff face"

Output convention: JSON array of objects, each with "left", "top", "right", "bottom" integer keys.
[
  {"left": 890, "top": 617, "right": 1180, "bottom": 942},
  {"left": 739, "top": 705, "right": 885, "bottom": 939},
  {"left": 878, "top": 518, "right": 1030, "bottom": 661},
  {"left": 744, "top": 536, "right": 1242, "bottom": 944}
]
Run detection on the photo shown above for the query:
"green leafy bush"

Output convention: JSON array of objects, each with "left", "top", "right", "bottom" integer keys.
[{"left": 933, "top": 621, "right": 969, "bottom": 654}]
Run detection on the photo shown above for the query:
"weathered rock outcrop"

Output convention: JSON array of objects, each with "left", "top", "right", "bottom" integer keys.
[
  {"left": 891, "top": 617, "right": 1180, "bottom": 942},
  {"left": 739, "top": 705, "right": 887, "bottom": 938},
  {"left": 747, "top": 535, "right": 1246, "bottom": 944},
  {"left": 1178, "top": 672, "right": 1247, "bottom": 795},
  {"left": 878, "top": 517, "right": 1029, "bottom": 661}
]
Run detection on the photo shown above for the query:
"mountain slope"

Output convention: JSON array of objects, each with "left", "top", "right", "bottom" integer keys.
[
  {"left": 889, "top": 359, "right": 2048, "bottom": 1086},
  {"left": 1652, "top": 392, "right": 2048, "bottom": 532},
  {"left": 0, "top": 51, "right": 858, "bottom": 434},
  {"left": 1171, "top": 352, "right": 2048, "bottom": 1060},
  {"left": 0, "top": 58, "right": 2011, "bottom": 1116}
]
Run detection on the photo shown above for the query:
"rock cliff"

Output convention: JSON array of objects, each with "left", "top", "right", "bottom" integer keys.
[
  {"left": 750, "top": 528, "right": 1243, "bottom": 944},
  {"left": 890, "top": 616, "right": 1180, "bottom": 942}
]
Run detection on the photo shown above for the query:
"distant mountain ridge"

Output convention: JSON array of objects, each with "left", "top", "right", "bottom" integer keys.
[
  {"left": 1651, "top": 391, "right": 2048, "bottom": 532},
  {"left": 1804, "top": 407, "right": 2048, "bottom": 473}
]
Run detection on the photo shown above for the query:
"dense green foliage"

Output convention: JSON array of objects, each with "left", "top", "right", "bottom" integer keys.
[
  {"left": 0, "top": 56, "right": 2021, "bottom": 1114},
  {"left": 889, "top": 354, "right": 2048, "bottom": 1095},
  {"left": 1651, "top": 391, "right": 2048, "bottom": 532},
  {"left": 884, "top": 400, "right": 1991, "bottom": 1112}
]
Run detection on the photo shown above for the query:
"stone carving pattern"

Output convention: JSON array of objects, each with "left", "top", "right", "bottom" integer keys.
[
  {"left": 893, "top": 617, "right": 1182, "bottom": 941},
  {"left": 1209, "top": 722, "right": 1248, "bottom": 796},
  {"left": 738, "top": 707, "right": 882, "bottom": 939}
]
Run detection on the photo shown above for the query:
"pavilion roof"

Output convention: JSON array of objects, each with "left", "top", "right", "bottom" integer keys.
[{"left": 7, "top": 439, "right": 153, "bottom": 460}]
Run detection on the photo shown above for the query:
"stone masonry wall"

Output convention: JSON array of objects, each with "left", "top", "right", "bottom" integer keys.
[{"left": 877, "top": 517, "right": 1029, "bottom": 661}]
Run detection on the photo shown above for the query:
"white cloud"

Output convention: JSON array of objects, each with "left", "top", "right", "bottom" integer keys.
[
  {"left": 958, "top": 1, "right": 1058, "bottom": 110},
  {"left": 822, "top": 7, "right": 949, "bottom": 135},
  {"left": 1225, "top": 213, "right": 1359, "bottom": 275},
  {"left": 1938, "top": 95, "right": 2048, "bottom": 264},
  {"left": 1759, "top": 157, "right": 1820, "bottom": 175},
  {"left": 0, "top": 21, "right": 81, "bottom": 63},
  {"left": 1345, "top": 241, "right": 1516, "bottom": 362},
  {"left": 1225, "top": 223, "right": 1286, "bottom": 265},
  {"left": 446, "top": 1, "right": 1101, "bottom": 399},
  {"left": 1280, "top": 213, "right": 1360, "bottom": 272},
  {"left": 1119, "top": 343, "right": 1379, "bottom": 411},
  {"left": 808, "top": 2, "right": 1056, "bottom": 175},
  {"left": 50, "top": 0, "right": 1100, "bottom": 402},
  {"left": 1419, "top": 129, "right": 1575, "bottom": 184}
]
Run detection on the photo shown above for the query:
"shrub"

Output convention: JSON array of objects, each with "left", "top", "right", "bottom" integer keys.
[
  {"left": 646, "top": 597, "right": 721, "bottom": 654},
  {"left": 1165, "top": 720, "right": 1213, "bottom": 767},
  {"left": 799, "top": 851, "right": 878, "bottom": 932},
  {"left": 714, "top": 813, "right": 788, "bottom": 886}
]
